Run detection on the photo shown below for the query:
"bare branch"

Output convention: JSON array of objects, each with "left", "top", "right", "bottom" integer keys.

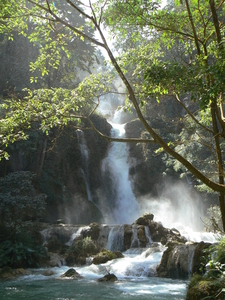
[{"left": 173, "top": 93, "right": 213, "bottom": 134}]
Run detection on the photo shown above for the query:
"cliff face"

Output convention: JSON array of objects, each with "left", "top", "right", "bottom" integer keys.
[{"left": 0, "top": 115, "right": 111, "bottom": 224}]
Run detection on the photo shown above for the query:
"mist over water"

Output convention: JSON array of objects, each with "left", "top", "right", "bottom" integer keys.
[
  {"left": 138, "top": 180, "right": 205, "bottom": 231},
  {"left": 137, "top": 180, "right": 217, "bottom": 242}
]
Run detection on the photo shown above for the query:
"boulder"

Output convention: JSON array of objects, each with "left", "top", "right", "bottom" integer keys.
[
  {"left": 48, "top": 252, "right": 65, "bottom": 267},
  {"left": 148, "top": 221, "right": 187, "bottom": 244},
  {"left": 149, "top": 221, "right": 168, "bottom": 242},
  {"left": 60, "top": 268, "right": 82, "bottom": 279},
  {"left": 134, "top": 213, "right": 154, "bottom": 226},
  {"left": 0, "top": 266, "right": 14, "bottom": 280},
  {"left": 83, "top": 223, "right": 101, "bottom": 240},
  {"left": 65, "top": 237, "right": 99, "bottom": 266},
  {"left": 191, "top": 242, "right": 212, "bottom": 275},
  {"left": 92, "top": 249, "right": 123, "bottom": 265},
  {"left": 157, "top": 243, "right": 196, "bottom": 279},
  {"left": 186, "top": 276, "right": 225, "bottom": 300},
  {"left": 98, "top": 273, "right": 118, "bottom": 282}
]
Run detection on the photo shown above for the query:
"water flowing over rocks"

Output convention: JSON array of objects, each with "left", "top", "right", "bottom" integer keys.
[
  {"left": 156, "top": 243, "right": 196, "bottom": 279},
  {"left": 34, "top": 212, "right": 215, "bottom": 282}
]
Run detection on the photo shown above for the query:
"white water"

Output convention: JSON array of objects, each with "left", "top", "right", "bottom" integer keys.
[
  {"left": 106, "top": 225, "right": 124, "bottom": 251},
  {"left": 0, "top": 246, "right": 187, "bottom": 299},
  {"left": 101, "top": 121, "right": 140, "bottom": 224}
]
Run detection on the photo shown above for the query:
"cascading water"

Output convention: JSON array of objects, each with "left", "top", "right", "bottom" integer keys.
[
  {"left": 106, "top": 225, "right": 124, "bottom": 251},
  {"left": 101, "top": 118, "right": 140, "bottom": 224}
]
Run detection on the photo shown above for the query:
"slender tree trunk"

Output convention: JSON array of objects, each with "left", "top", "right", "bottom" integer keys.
[
  {"left": 209, "top": 0, "right": 223, "bottom": 49},
  {"left": 211, "top": 100, "right": 225, "bottom": 231},
  {"left": 184, "top": 0, "right": 201, "bottom": 55}
]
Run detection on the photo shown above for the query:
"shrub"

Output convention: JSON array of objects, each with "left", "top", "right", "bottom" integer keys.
[{"left": 0, "top": 239, "right": 47, "bottom": 268}]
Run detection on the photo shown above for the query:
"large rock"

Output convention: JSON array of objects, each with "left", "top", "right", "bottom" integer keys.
[
  {"left": 60, "top": 268, "right": 82, "bottom": 279},
  {"left": 92, "top": 250, "right": 123, "bottom": 265},
  {"left": 156, "top": 243, "right": 196, "bottom": 279},
  {"left": 48, "top": 252, "right": 65, "bottom": 267},
  {"left": 135, "top": 213, "right": 154, "bottom": 226},
  {"left": 83, "top": 223, "right": 101, "bottom": 240},
  {"left": 98, "top": 273, "right": 118, "bottom": 282},
  {"left": 191, "top": 242, "right": 212, "bottom": 274}
]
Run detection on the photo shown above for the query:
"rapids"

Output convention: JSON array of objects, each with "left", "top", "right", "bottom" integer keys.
[{"left": 0, "top": 248, "right": 188, "bottom": 300}]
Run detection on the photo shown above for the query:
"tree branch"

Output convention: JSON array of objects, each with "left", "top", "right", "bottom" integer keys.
[{"left": 173, "top": 93, "right": 213, "bottom": 134}]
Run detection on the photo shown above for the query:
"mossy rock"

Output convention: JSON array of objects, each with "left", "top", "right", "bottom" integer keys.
[
  {"left": 92, "top": 249, "right": 117, "bottom": 265},
  {"left": 186, "top": 276, "right": 225, "bottom": 300},
  {"left": 114, "top": 251, "right": 124, "bottom": 259},
  {"left": 65, "top": 237, "right": 98, "bottom": 266},
  {"left": 0, "top": 266, "right": 14, "bottom": 280}
]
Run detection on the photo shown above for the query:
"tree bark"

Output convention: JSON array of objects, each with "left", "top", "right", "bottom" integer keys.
[{"left": 211, "top": 100, "right": 225, "bottom": 231}]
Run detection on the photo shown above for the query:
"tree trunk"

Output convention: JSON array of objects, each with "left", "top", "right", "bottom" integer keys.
[{"left": 211, "top": 100, "right": 225, "bottom": 232}]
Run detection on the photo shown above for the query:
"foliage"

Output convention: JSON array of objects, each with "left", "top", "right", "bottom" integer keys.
[
  {"left": 0, "top": 219, "right": 48, "bottom": 268},
  {"left": 0, "top": 72, "right": 113, "bottom": 159},
  {"left": 0, "top": 171, "right": 46, "bottom": 234},
  {"left": 0, "top": 239, "right": 47, "bottom": 268}
]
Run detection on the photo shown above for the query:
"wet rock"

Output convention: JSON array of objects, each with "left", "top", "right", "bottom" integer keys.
[
  {"left": 98, "top": 273, "right": 118, "bottom": 282},
  {"left": 149, "top": 221, "right": 168, "bottom": 242},
  {"left": 92, "top": 249, "right": 123, "bottom": 265},
  {"left": 124, "top": 225, "right": 133, "bottom": 250},
  {"left": 157, "top": 243, "right": 196, "bottom": 279},
  {"left": 42, "top": 269, "right": 56, "bottom": 276},
  {"left": 191, "top": 242, "right": 212, "bottom": 275},
  {"left": 137, "top": 226, "right": 147, "bottom": 247},
  {"left": 60, "top": 268, "right": 82, "bottom": 279},
  {"left": 83, "top": 223, "right": 100, "bottom": 240},
  {"left": 135, "top": 213, "right": 154, "bottom": 226},
  {"left": 14, "top": 268, "right": 31, "bottom": 276},
  {"left": 160, "top": 237, "right": 167, "bottom": 245},
  {"left": 48, "top": 252, "right": 65, "bottom": 267},
  {"left": 65, "top": 237, "right": 99, "bottom": 266},
  {"left": 114, "top": 251, "right": 124, "bottom": 259},
  {"left": 0, "top": 266, "right": 14, "bottom": 280},
  {"left": 0, "top": 267, "right": 32, "bottom": 280}
]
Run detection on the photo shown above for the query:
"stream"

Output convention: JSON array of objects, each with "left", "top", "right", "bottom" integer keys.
[{"left": 0, "top": 247, "right": 188, "bottom": 300}]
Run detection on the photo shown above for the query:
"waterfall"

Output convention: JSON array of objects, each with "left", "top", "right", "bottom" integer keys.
[
  {"left": 101, "top": 119, "right": 140, "bottom": 224},
  {"left": 65, "top": 226, "right": 89, "bottom": 247},
  {"left": 106, "top": 225, "right": 124, "bottom": 252},
  {"left": 76, "top": 129, "right": 92, "bottom": 202},
  {"left": 130, "top": 225, "right": 140, "bottom": 248},
  {"left": 144, "top": 226, "right": 153, "bottom": 245},
  {"left": 187, "top": 244, "right": 196, "bottom": 276}
]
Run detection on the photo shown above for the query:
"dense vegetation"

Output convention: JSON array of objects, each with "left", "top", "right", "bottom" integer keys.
[{"left": 0, "top": 0, "right": 224, "bottom": 228}]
